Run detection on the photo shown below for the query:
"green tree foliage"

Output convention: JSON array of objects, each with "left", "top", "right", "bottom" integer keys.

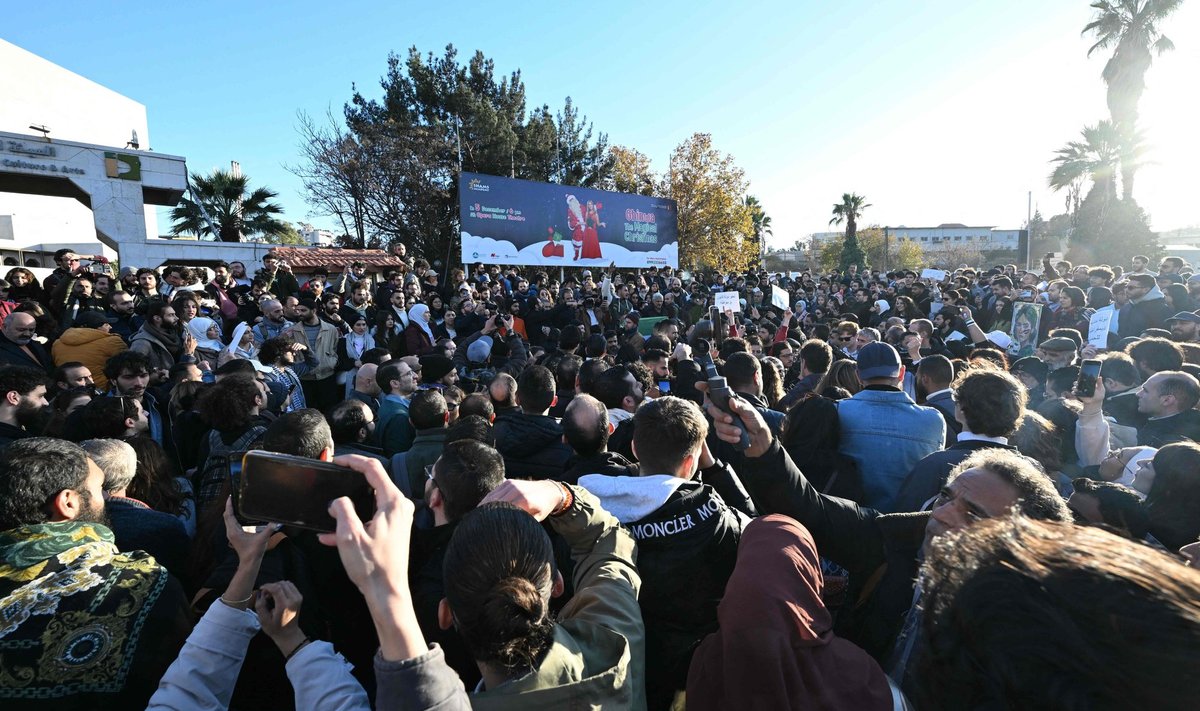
[
  {"left": 171, "top": 169, "right": 287, "bottom": 243},
  {"left": 263, "top": 222, "right": 308, "bottom": 246},
  {"left": 1067, "top": 193, "right": 1161, "bottom": 265},
  {"left": 818, "top": 227, "right": 927, "bottom": 271},
  {"left": 663, "top": 133, "right": 756, "bottom": 272},
  {"left": 296, "top": 45, "right": 614, "bottom": 263}
]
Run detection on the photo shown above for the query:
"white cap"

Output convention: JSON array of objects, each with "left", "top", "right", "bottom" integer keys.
[{"left": 985, "top": 330, "right": 1013, "bottom": 349}]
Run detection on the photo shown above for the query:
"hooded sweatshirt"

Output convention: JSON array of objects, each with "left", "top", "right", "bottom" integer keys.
[{"left": 579, "top": 472, "right": 749, "bottom": 709}]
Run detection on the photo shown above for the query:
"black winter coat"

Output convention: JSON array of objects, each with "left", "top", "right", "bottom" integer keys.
[{"left": 493, "top": 412, "right": 573, "bottom": 479}]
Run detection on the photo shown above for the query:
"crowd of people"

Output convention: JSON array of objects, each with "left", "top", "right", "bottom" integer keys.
[{"left": 0, "top": 244, "right": 1198, "bottom": 710}]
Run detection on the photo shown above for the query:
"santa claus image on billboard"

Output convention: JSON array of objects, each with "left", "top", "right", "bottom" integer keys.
[{"left": 566, "top": 194, "right": 605, "bottom": 260}]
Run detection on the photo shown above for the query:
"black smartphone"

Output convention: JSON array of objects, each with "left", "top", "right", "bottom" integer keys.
[
  {"left": 707, "top": 376, "right": 749, "bottom": 450},
  {"left": 236, "top": 450, "right": 376, "bottom": 533},
  {"left": 227, "top": 451, "right": 266, "bottom": 526},
  {"left": 1076, "top": 359, "right": 1102, "bottom": 398}
]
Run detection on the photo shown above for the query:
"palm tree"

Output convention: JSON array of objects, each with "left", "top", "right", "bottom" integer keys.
[
  {"left": 1084, "top": 0, "right": 1181, "bottom": 131},
  {"left": 830, "top": 193, "right": 870, "bottom": 270},
  {"left": 171, "top": 169, "right": 288, "bottom": 242},
  {"left": 1049, "top": 120, "right": 1146, "bottom": 203},
  {"left": 830, "top": 193, "right": 871, "bottom": 239}
]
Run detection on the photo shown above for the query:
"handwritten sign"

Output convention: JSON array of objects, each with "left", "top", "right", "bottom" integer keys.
[
  {"left": 714, "top": 291, "right": 741, "bottom": 313},
  {"left": 1088, "top": 309, "right": 1114, "bottom": 349},
  {"left": 920, "top": 268, "right": 947, "bottom": 282}
]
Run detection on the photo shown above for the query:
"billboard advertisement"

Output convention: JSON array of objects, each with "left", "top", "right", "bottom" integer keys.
[{"left": 459, "top": 172, "right": 678, "bottom": 268}]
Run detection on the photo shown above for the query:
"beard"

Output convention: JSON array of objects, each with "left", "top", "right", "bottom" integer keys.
[
  {"left": 74, "top": 488, "right": 111, "bottom": 529},
  {"left": 15, "top": 401, "right": 45, "bottom": 430}
]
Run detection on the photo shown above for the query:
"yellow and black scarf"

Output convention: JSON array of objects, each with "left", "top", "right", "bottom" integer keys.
[{"left": 0, "top": 521, "right": 167, "bottom": 699}]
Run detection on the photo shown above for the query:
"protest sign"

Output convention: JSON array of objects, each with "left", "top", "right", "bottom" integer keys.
[
  {"left": 714, "top": 291, "right": 741, "bottom": 312},
  {"left": 1088, "top": 309, "right": 1114, "bottom": 349},
  {"left": 771, "top": 285, "right": 789, "bottom": 310}
]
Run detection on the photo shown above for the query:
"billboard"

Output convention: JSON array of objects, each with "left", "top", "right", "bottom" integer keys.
[{"left": 459, "top": 172, "right": 678, "bottom": 268}]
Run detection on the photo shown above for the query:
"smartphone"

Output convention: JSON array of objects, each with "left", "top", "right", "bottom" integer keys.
[
  {"left": 707, "top": 376, "right": 750, "bottom": 450},
  {"left": 237, "top": 450, "right": 376, "bottom": 533},
  {"left": 227, "top": 451, "right": 266, "bottom": 526},
  {"left": 1076, "top": 359, "right": 1102, "bottom": 398}
]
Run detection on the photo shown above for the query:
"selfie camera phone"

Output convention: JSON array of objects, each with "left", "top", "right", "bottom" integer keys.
[
  {"left": 236, "top": 450, "right": 376, "bottom": 533},
  {"left": 1076, "top": 359, "right": 1102, "bottom": 398},
  {"left": 707, "top": 376, "right": 750, "bottom": 450}
]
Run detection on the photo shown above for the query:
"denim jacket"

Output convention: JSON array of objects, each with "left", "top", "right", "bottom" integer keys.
[{"left": 836, "top": 387, "right": 945, "bottom": 512}]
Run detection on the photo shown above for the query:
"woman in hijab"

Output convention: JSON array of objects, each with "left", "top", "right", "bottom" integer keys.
[
  {"left": 404, "top": 302, "right": 436, "bottom": 357},
  {"left": 217, "top": 321, "right": 258, "bottom": 368},
  {"left": 687, "top": 515, "right": 906, "bottom": 711},
  {"left": 186, "top": 316, "right": 226, "bottom": 371},
  {"left": 336, "top": 315, "right": 376, "bottom": 393}
]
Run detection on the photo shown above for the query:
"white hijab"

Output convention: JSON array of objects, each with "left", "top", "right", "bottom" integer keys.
[
  {"left": 227, "top": 322, "right": 256, "bottom": 359},
  {"left": 408, "top": 303, "right": 434, "bottom": 342},
  {"left": 187, "top": 317, "right": 226, "bottom": 352}
]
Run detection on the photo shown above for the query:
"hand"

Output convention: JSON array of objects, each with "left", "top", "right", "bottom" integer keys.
[
  {"left": 291, "top": 342, "right": 307, "bottom": 353},
  {"left": 781, "top": 309, "right": 793, "bottom": 324},
  {"left": 483, "top": 315, "right": 498, "bottom": 334},
  {"left": 1074, "top": 379, "right": 1106, "bottom": 413},
  {"left": 480, "top": 480, "right": 565, "bottom": 522},
  {"left": 696, "top": 381, "right": 773, "bottom": 458},
  {"left": 318, "top": 455, "right": 414, "bottom": 606},
  {"left": 199, "top": 362, "right": 211, "bottom": 372},
  {"left": 223, "top": 498, "right": 278, "bottom": 564},
  {"left": 255, "top": 581, "right": 306, "bottom": 655},
  {"left": 1081, "top": 344, "right": 1100, "bottom": 359},
  {"left": 183, "top": 331, "right": 197, "bottom": 355}
]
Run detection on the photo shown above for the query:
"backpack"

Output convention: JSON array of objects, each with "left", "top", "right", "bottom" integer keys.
[{"left": 195, "top": 426, "right": 267, "bottom": 515}]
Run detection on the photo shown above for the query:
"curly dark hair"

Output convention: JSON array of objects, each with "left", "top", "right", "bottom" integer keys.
[{"left": 0, "top": 438, "right": 91, "bottom": 530}]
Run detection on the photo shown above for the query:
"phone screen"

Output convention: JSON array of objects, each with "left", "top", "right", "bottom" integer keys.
[
  {"left": 237, "top": 450, "right": 375, "bottom": 532},
  {"left": 1076, "top": 359, "right": 1102, "bottom": 398}
]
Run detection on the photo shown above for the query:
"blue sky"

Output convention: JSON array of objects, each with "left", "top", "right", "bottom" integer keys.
[{"left": 4, "top": 0, "right": 1197, "bottom": 246}]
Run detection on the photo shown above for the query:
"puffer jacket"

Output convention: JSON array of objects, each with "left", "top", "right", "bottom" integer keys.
[
  {"left": 579, "top": 472, "right": 750, "bottom": 710},
  {"left": 51, "top": 326, "right": 128, "bottom": 390},
  {"left": 493, "top": 412, "right": 573, "bottom": 480}
]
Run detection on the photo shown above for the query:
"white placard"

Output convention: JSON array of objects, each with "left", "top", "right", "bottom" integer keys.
[
  {"left": 771, "top": 285, "right": 789, "bottom": 310},
  {"left": 1088, "top": 309, "right": 1114, "bottom": 349},
  {"left": 920, "top": 268, "right": 947, "bottom": 282},
  {"left": 714, "top": 291, "right": 741, "bottom": 313}
]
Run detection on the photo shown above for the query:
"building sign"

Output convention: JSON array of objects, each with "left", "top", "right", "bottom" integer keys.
[
  {"left": 1, "top": 139, "right": 86, "bottom": 176},
  {"left": 104, "top": 152, "right": 141, "bottom": 181}
]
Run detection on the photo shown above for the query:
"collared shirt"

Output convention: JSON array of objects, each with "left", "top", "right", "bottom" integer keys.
[
  {"left": 956, "top": 431, "right": 1009, "bottom": 445},
  {"left": 925, "top": 387, "right": 953, "bottom": 401}
]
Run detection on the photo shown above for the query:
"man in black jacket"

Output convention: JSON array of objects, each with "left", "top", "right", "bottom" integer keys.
[
  {"left": 893, "top": 368, "right": 1027, "bottom": 512},
  {"left": 493, "top": 364, "right": 573, "bottom": 479},
  {"left": 579, "top": 395, "right": 755, "bottom": 710},
  {"left": 705, "top": 392, "right": 1070, "bottom": 692},
  {"left": 561, "top": 393, "right": 637, "bottom": 483},
  {"left": 0, "top": 312, "right": 52, "bottom": 373},
  {"left": 409, "top": 440, "right": 505, "bottom": 689},
  {"left": 1135, "top": 370, "right": 1200, "bottom": 447}
]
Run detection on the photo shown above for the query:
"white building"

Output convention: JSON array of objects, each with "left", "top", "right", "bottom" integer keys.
[
  {"left": 810, "top": 224, "right": 1021, "bottom": 253},
  {"left": 298, "top": 222, "right": 336, "bottom": 247},
  {"left": 0, "top": 38, "right": 155, "bottom": 266}
]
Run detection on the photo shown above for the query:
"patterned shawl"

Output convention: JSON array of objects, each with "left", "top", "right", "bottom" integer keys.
[{"left": 0, "top": 521, "right": 167, "bottom": 699}]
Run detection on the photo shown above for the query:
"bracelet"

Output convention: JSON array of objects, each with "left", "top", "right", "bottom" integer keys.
[
  {"left": 220, "top": 592, "right": 254, "bottom": 607},
  {"left": 963, "top": 319, "right": 976, "bottom": 327},
  {"left": 285, "top": 637, "right": 313, "bottom": 663},
  {"left": 551, "top": 482, "right": 574, "bottom": 517}
]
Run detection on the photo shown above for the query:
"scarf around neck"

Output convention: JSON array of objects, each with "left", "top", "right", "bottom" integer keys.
[
  {"left": 143, "top": 321, "right": 182, "bottom": 356},
  {"left": 0, "top": 521, "right": 168, "bottom": 699}
]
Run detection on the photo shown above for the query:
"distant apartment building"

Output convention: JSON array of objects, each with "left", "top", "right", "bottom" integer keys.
[
  {"left": 298, "top": 222, "right": 335, "bottom": 247},
  {"left": 810, "top": 224, "right": 1020, "bottom": 253}
]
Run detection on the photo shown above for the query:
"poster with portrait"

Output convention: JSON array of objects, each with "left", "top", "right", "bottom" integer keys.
[{"left": 1008, "top": 302, "right": 1043, "bottom": 358}]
